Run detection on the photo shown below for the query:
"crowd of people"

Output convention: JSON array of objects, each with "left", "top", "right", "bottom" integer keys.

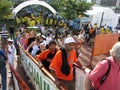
[
  {"left": 0, "top": 14, "right": 120, "bottom": 90},
  {"left": 7, "top": 22, "right": 84, "bottom": 90},
  {"left": 0, "top": 37, "right": 16, "bottom": 90}
]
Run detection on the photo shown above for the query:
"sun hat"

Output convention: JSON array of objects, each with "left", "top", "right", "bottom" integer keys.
[
  {"left": 64, "top": 37, "right": 75, "bottom": 44},
  {"left": 7, "top": 38, "right": 13, "bottom": 42}
]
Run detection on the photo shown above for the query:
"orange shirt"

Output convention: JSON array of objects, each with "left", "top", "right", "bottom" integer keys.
[
  {"left": 36, "top": 49, "right": 56, "bottom": 61},
  {"left": 90, "top": 28, "right": 94, "bottom": 34},
  {"left": 50, "top": 50, "right": 78, "bottom": 80}
]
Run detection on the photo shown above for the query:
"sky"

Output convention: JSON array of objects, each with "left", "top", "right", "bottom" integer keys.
[{"left": 87, "top": 0, "right": 92, "bottom": 3}]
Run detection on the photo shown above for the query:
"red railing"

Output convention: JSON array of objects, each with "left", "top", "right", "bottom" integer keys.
[{"left": 9, "top": 63, "right": 30, "bottom": 90}]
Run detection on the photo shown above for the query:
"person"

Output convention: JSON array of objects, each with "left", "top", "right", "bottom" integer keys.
[
  {"left": 2, "top": 24, "right": 6, "bottom": 31},
  {"left": 9, "top": 26, "right": 15, "bottom": 39},
  {"left": 64, "top": 26, "right": 69, "bottom": 37},
  {"left": 27, "top": 31, "right": 35, "bottom": 47},
  {"left": 84, "top": 24, "right": 90, "bottom": 42},
  {"left": 73, "top": 35, "right": 83, "bottom": 58},
  {"left": 54, "top": 26, "right": 59, "bottom": 42},
  {"left": 84, "top": 42, "right": 120, "bottom": 90},
  {"left": 26, "top": 36, "right": 41, "bottom": 57},
  {"left": 36, "top": 40, "right": 58, "bottom": 71},
  {"left": 0, "top": 41, "right": 7, "bottom": 90},
  {"left": 14, "top": 32, "right": 20, "bottom": 55},
  {"left": 40, "top": 35, "right": 47, "bottom": 52},
  {"left": 49, "top": 37, "right": 82, "bottom": 90},
  {"left": 46, "top": 33, "right": 52, "bottom": 49},
  {"left": 5, "top": 38, "right": 16, "bottom": 66},
  {"left": 20, "top": 34, "right": 26, "bottom": 49}
]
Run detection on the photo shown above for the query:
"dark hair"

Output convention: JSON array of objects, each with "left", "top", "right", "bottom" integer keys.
[
  {"left": 60, "top": 47, "right": 70, "bottom": 76},
  {"left": 49, "top": 40, "right": 56, "bottom": 45}
]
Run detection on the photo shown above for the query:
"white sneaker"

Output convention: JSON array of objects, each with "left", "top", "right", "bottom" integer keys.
[
  {"left": 79, "top": 53, "right": 83, "bottom": 57},
  {"left": 8, "top": 73, "right": 12, "bottom": 78}
]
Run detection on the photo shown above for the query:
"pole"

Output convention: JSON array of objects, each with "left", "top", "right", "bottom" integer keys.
[{"left": 100, "top": 12, "right": 104, "bottom": 28}]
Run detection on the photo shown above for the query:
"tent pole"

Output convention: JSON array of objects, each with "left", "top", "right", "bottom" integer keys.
[{"left": 100, "top": 12, "right": 104, "bottom": 27}]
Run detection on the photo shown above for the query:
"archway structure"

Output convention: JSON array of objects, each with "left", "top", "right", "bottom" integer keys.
[{"left": 12, "top": 0, "right": 57, "bottom": 16}]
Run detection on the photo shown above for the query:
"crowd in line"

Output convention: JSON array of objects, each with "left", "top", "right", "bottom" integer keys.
[
  {"left": 9, "top": 22, "right": 120, "bottom": 90},
  {"left": 17, "top": 24, "right": 83, "bottom": 90},
  {"left": 0, "top": 18, "right": 120, "bottom": 90}
]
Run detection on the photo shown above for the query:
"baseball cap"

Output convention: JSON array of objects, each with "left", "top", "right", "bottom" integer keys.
[{"left": 64, "top": 37, "right": 75, "bottom": 44}]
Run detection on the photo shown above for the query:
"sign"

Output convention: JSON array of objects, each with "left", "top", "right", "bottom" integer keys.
[{"left": 93, "top": 34, "right": 119, "bottom": 56}]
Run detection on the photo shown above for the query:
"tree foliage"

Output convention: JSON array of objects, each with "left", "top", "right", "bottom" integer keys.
[
  {"left": 50, "top": 0, "right": 93, "bottom": 19},
  {"left": 0, "top": 0, "right": 13, "bottom": 19}
]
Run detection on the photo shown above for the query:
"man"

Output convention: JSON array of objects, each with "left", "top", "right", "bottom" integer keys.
[
  {"left": 9, "top": 26, "right": 14, "bottom": 39},
  {"left": 0, "top": 41, "right": 7, "bottom": 90},
  {"left": 49, "top": 37, "right": 82, "bottom": 90},
  {"left": 5, "top": 38, "right": 16, "bottom": 66},
  {"left": 84, "top": 42, "right": 120, "bottom": 90},
  {"left": 36, "top": 40, "right": 58, "bottom": 71}
]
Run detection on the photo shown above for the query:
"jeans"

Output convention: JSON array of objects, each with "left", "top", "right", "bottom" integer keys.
[{"left": 0, "top": 66, "right": 7, "bottom": 90}]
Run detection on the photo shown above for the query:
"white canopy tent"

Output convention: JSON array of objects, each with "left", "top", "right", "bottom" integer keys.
[
  {"left": 12, "top": 0, "right": 57, "bottom": 16},
  {"left": 85, "top": 6, "right": 119, "bottom": 28},
  {"left": 85, "top": 7, "right": 104, "bottom": 15}
]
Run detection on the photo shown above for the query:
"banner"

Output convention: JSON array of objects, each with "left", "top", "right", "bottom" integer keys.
[{"left": 93, "top": 34, "right": 119, "bottom": 56}]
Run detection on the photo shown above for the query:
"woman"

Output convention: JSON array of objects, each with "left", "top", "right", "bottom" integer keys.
[
  {"left": 26, "top": 36, "right": 41, "bottom": 57},
  {"left": 84, "top": 42, "right": 120, "bottom": 90},
  {"left": 20, "top": 34, "right": 26, "bottom": 49}
]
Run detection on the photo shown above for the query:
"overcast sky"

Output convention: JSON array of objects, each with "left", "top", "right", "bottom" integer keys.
[{"left": 87, "top": 0, "right": 92, "bottom": 3}]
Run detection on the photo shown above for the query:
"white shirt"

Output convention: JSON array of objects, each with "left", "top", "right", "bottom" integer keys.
[{"left": 46, "top": 36, "right": 52, "bottom": 45}]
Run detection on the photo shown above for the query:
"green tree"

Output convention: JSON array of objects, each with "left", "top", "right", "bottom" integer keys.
[
  {"left": 50, "top": 0, "right": 93, "bottom": 19},
  {"left": 0, "top": 0, "right": 13, "bottom": 19}
]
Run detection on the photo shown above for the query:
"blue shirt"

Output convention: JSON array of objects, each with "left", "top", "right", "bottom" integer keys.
[{"left": 0, "top": 50, "right": 6, "bottom": 57}]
